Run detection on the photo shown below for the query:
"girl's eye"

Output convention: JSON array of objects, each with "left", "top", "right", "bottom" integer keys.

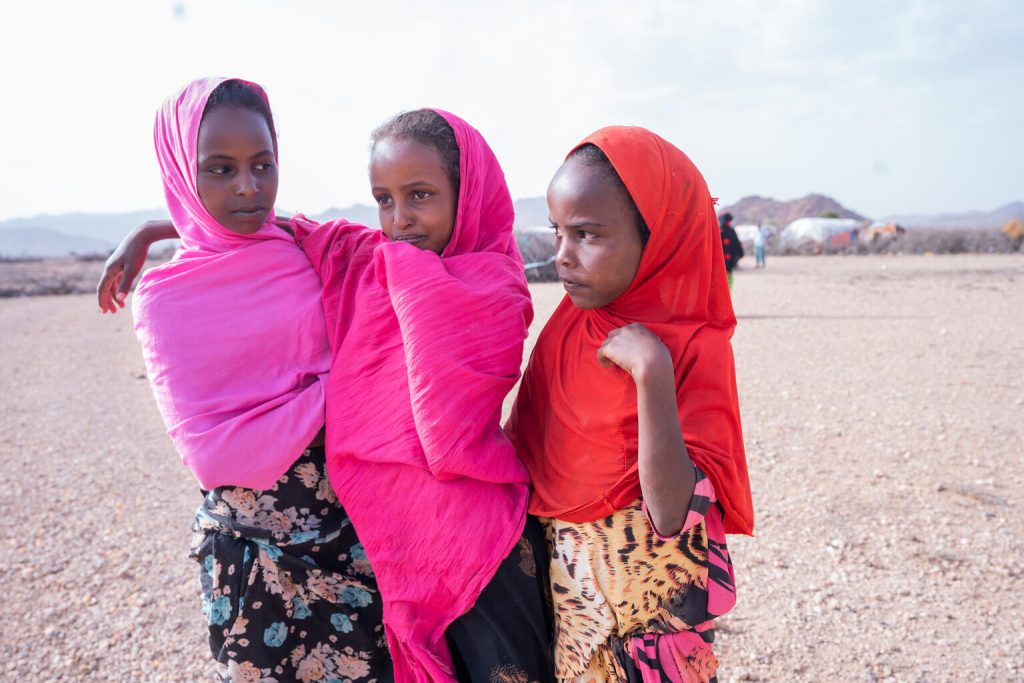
[
  {"left": 255, "top": 162, "right": 274, "bottom": 172},
  {"left": 577, "top": 230, "right": 595, "bottom": 240},
  {"left": 375, "top": 195, "right": 392, "bottom": 207},
  {"left": 208, "top": 166, "right": 231, "bottom": 176},
  {"left": 549, "top": 224, "right": 562, "bottom": 239},
  {"left": 413, "top": 190, "right": 431, "bottom": 200}
]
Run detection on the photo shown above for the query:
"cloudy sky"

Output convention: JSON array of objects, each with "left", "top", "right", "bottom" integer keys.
[{"left": 1, "top": 0, "right": 1021, "bottom": 222}]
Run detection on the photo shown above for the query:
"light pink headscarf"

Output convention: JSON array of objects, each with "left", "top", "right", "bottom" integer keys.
[
  {"left": 294, "top": 110, "right": 532, "bottom": 682},
  {"left": 132, "top": 77, "right": 330, "bottom": 490}
]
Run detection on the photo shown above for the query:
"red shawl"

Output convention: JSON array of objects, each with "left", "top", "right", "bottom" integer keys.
[{"left": 507, "top": 126, "right": 754, "bottom": 535}]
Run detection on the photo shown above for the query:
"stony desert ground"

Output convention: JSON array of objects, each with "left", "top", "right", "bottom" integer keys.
[{"left": 1, "top": 254, "right": 1021, "bottom": 682}]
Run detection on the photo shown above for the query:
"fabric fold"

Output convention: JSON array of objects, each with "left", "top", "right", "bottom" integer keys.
[
  {"left": 132, "top": 77, "right": 331, "bottom": 490},
  {"left": 374, "top": 243, "right": 532, "bottom": 482},
  {"left": 507, "top": 125, "right": 754, "bottom": 535},
  {"left": 294, "top": 109, "right": 533, "bottom": 681}
]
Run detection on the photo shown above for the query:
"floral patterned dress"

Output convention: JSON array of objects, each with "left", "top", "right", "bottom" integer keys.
[{"left": 190, "top": 446, "right": 392, "bottom": 683}]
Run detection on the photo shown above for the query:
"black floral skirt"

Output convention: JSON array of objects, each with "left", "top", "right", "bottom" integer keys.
[{"left": 189, "top": 447, "right": 393, "bottom": 682}]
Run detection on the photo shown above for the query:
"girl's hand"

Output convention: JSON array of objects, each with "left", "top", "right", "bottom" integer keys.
[
  {"left": 603, "top": 323, "right": 693, "bottom": 534},
  {"left": 96, "top": 221, "right": 176, "bottom": 313},
  {"left": 597, "top": 323, "right": 672, "bottom": 380}
]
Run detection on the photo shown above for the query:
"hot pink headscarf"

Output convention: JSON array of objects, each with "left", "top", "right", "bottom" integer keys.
[
  {"left": 294, "top": 110, "right": 532, "bottom": 682},
  {"left": 132, "top": 77, "right": 330, "bottom": 489}
]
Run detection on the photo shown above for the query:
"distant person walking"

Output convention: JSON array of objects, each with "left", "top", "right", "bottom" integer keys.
[
  {"left": 754, "top": 222, "right": 770, "bottom": 268},
  {"left": 718, "top": 212, "right": 743, "bottom": 288}
]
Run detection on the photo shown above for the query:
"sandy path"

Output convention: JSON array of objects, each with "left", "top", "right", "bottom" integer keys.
[{"left": 1, "top": 254, "right": 1021, "bottom": 681}]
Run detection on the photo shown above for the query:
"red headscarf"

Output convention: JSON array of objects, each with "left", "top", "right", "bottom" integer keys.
[{"left": 507, "top": 126, "right": 754, "bottom": 535}]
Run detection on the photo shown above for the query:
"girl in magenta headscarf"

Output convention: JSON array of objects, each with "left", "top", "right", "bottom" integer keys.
[
  {"left": 116, "top": 77, "right": 390, "bottom": 683},
  {"left": 288, "top": 110, "right": 553, "bottom": 683},
  {"left": 101, "top": 105, "right": 553, "bottom": 682}
]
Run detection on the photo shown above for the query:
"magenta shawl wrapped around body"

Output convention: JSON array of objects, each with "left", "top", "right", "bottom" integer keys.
[
  {"left": 132, "top": 77, "right": 330, "bottom": 489},
  {"left": 295, "top": 110, "right": 532, "bottom": 681}
]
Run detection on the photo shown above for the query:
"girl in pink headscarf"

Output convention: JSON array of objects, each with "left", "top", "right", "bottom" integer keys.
[
  {"left": 101, "top": 77, "right": 391, "bottom": 683},
  {"left": 100, "top": 105, "right": 554, "bottom": 682},
  {"left": 287, "top": 109, "right": 553, "bottom": 683}
]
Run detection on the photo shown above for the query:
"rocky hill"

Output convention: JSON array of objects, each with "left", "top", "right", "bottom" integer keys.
[
  {"left": 884, "top": 201, "right": 1024, "bottom": 230},
  {"left": 3, "top": 196, "right": 1020, "bottom": 258},
  {"left": 513, "top": 197, "right": 551, "bottom": 229},
  {"left": 0, "top": 204, "right": 381, "bottom": 258},
  {"left": 309, "top": 204, "right": 380, "bottom": 228},
  {"left": 0, "top": 209, "right": 168, "bottom": 258},
  {"left": 720, "top": 194, "right": 868, "bottom": 226},
  {"left": 0, "top": 228, "right": 112, "bottom": 260}
]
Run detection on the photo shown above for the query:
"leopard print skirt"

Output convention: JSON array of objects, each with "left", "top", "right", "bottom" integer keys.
[{"left": 541, "top": 468, "right": 735, "bottom": 683}]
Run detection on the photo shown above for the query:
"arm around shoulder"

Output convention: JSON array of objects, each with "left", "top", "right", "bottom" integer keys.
[{"left": 96, "top": 220, "right": 179, "bottom": 313}]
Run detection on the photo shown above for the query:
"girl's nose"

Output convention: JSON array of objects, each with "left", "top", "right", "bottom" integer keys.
[
  {"left": 235, "top": 170, "right": 259, "bottom": 197},
  {"left": 555, "top": 235, "right": 575, "bottom": 267},
  {"left": 392, "top": 202, "right": 413, "bottom": 230}
]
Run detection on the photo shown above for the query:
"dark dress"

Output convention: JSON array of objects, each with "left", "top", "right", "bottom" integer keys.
[
  {"left": 445, "top": 514, "right": 556, "bottom": 683},
  {"left": 190, "top": 446, "right": 393, "bottom": 682}
]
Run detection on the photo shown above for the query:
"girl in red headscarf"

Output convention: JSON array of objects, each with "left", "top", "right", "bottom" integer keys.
[{"left": 506, "top": 127, "right": 755, "bottom": 683}]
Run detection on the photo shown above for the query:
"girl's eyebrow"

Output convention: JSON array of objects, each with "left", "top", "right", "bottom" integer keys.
[
  {"left": 371, "top": 180, "right": 439, "bottom": 193},
  {"left": 549, "top": 217, "right": 604, "bottom": 229},
  {"left": 398, "top": 179, "right": 438, "bottom": 190},
  {"left": 200, "top": 149, "right": 274, "bottom": 162}
]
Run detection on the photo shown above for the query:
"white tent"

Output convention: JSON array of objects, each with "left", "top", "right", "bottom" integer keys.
[{"left": 781, "top": 217, "right": 862, "bottom": 245}]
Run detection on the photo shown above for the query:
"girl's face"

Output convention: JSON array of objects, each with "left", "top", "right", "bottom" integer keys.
[
  {"left": 370, "top": 137, "right": 457, "bottom": 255},
  {"left": 547, "top": 156, "right": 645, "bottom": 310},
  {"left": 196, "top": 107, "right": 278, "bottom": 235}
]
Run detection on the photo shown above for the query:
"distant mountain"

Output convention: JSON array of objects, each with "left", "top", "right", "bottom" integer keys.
[
  {"left": 719, "top": 194, "right": 868, "bottom": 227},
  {"left": 0, "top": 228, "right": 113, "bottom": 259},
  {"left": 0, "top": 209, "right": 169, "bottom": 257},
  {"left": 0, "top": 204, "right": 383, "bottom": 257},
  {"left": 513, "top": 197, "right": 550, "bottom": 230},
  {"left": 8, "top": 196, "right": 1016, "bottom": 258},
  {"left": 0, "top": 210, "right": 173, "bottom": 244},
  {"left": 309, "top": 204, "right": 380, "bottom": 228},
  {"left": 883, "top": 202, "right": 1024, "bottom": 230}
]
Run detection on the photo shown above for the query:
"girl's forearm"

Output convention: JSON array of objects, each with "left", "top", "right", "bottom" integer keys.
[
  {"left": 635, "top": 357, "right": 696, "bottom": 537},
  {"left": 135, "top": 219, "right": 179, "bottom": 243}
]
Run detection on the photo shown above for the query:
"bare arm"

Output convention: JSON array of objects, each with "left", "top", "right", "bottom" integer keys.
[
  {"left": 96, "top": 220, "right": 178, "bottom": 313},
  {"left": 598, "top": 323, "right": 695, "bottom": 536}
]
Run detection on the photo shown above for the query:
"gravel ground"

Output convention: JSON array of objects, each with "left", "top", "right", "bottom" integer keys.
[
  {"left": 1, "top": 254, "right": 1022, "bottom": 681},
  {"left": 0, "top": 257, "right": 166, "bottom": 298},
  {"left": 0, "top": 258, "right": 108, "bottom": 297}
]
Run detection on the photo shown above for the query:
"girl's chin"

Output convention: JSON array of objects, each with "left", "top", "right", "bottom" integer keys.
[{"left": 221, "top": 216, "right": 267, "bottom": 235}]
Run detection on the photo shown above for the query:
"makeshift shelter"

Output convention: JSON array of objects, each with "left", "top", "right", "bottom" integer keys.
[{"left": 782, "top": 217, "right": 863, "bottom": 248}]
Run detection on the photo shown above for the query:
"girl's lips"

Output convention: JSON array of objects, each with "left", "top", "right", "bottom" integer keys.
[
  {"left": 561, "top": 279, "right": 586, "bottom": 292},
  {"left": 233, "top": 207, "right": 267, "bottom": 216},
  {"left": 395, "top": 235, "right": 426, "bottom": 243}
]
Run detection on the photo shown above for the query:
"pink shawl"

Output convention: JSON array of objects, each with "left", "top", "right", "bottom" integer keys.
[
  {"left": 294, "top": 110, "right": 532, "bottom": 682},
  {"left": 132, "top": 77, "right": 330, "bottom": 490}
]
